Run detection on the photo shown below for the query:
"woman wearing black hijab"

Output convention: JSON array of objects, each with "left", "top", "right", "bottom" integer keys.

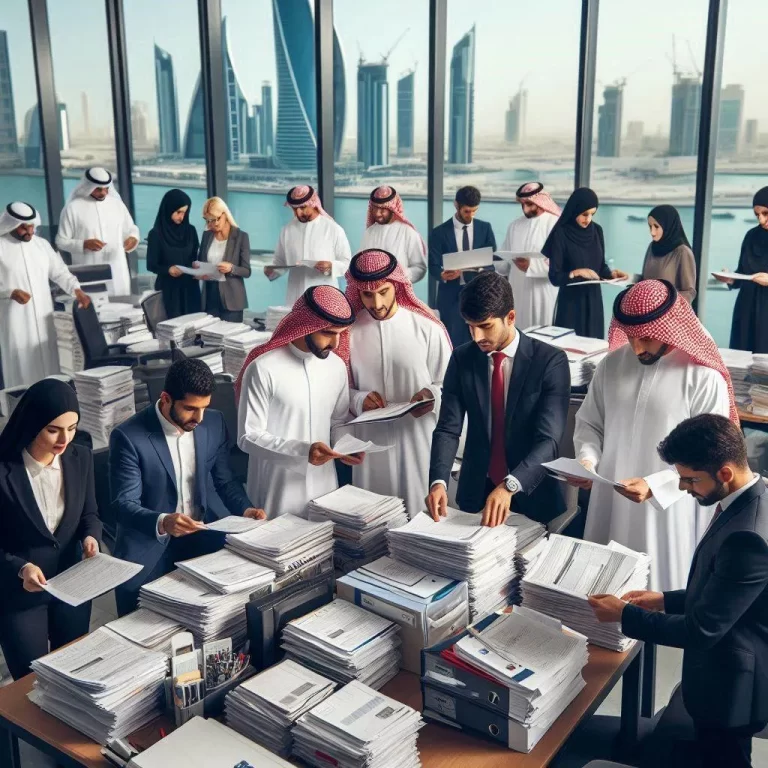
[
  {"left": 544, "top": 187, "right": 628, "bottom": 338},
  {"left": 0, "top": 379, "right": 102, "bottom": 680},
  {"left": 714, "top": 187, "right": 768, "bottom": 352},
  {"left": 641, "top": 205, "right": 697, "bottom": 303},
  {"left": 146, "top": 189, "right": 201, "bottom": 318}
]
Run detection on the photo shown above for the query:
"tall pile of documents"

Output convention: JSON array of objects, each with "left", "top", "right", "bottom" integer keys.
[
  {"left": 175, "top": 549, "right": 275, "bottom": 595},
  {"left": 506, "top": 514, "right": 547, "bottom": 605},
  {"left": 720, "top": 348, "right": 753, "bottom": 408},
  {"left": 223, "top": 329, "right": 272, "bottom": 377},
  {"left": 421, "top": 606, "right": 588, "bottom": 753},
  {"left": 105, "top": 607, "right": 183, "bottom": 656},
  {"left": 266, "top": 305, "right": 291, "bottom": 331},
  {"left": 521, "top": 535, "right": 650, "bottom": 650},
  {"left": 292, "top": 680, "right": 423, "bottom": 768},
  {"left": 225, "top": 659, "right": 336, "bottom": 756},
  {"left": 53, "top": 307, "right": 86, "bottom": 374},
  {"left": 139, "top": 568, "right": 270, "bottom": 645},
  {"left": 30, "top": 628, "right": 167, "bottom": 743},
  {"left": 155, "top": 312, "right": 218, "bottom": 347},
  {"left": 198, "top": 320, "right": 252, "bottom": 346},
  {"left": 526, "top": 327, "right": 609, "bottom": 388},
  {"left": 226, "top": 515, "right": 334, "bottom": 574},
  {"left": 74, "top": 365, "right": 136, "bottom": 444},
  {"left": 306, "top": 486, "right": 409, "bottom": 572},
  {"left": 387, "top": 508, "right": 519, "bottom": 620},
  {"left": 282, "top": 599, "right": 401, "bottom": 689}
]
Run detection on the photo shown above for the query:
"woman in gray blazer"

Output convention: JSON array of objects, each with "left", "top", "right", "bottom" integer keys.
[{"left": 195, "top": 197, "right": 251, "bottom": 322}]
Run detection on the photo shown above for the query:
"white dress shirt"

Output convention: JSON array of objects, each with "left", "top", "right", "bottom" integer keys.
[
  {"left": 23, "top": 449, "right": 65, "bottom": 533},
  {"left": 206, "top": 237, "right": 227, "bottom": 266},
  {"left": 155, "top": 402, "right": 200, "bottom": 540},
  {"left": 453, "top": 215, "right": 474, "bottom": 251},
  {"left": 718, "top": 473, "right": 760, "bottom": 512}
]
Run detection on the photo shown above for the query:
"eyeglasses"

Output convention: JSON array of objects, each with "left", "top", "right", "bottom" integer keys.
[{"left": 203, "top": 212, "right": 224, "bottom": 225}]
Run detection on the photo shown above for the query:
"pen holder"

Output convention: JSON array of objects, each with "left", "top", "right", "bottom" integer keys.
[
  {"left": 203, "top": 665, "right": 255, "bottom": 718},
  {"left": 174, "top": 699, "right": 204, "bottom": 727}
]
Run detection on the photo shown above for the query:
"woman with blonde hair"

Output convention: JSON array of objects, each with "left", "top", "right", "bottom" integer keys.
[{"left": 194, "top": 196, "right": 251, "bottom": 322}]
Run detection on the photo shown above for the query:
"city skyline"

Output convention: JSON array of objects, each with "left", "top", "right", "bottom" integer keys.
[{"left": 447, "top": 25, "right": 475, "bottom": 165}]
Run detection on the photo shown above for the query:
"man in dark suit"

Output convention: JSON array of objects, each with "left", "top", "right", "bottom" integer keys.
[
  {"left": 428, "top": 185, "right": 497, "bottom": 347},
  {"left": 590, "top": 414, "right": 768, "bottom": 768},
  {"left": 111, "top": 359, "right": 264, "bottom": 616},
  {"left": 426, "top": 271, "right": 570, "bottom": 527}
]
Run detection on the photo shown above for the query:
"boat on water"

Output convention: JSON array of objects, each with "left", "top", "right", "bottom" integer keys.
[
  {"left": 626, "top": 215, "right": 646, "bottom": 222},
  {"left": 712, "top": 212, "right": 735, "bottom": 220}
]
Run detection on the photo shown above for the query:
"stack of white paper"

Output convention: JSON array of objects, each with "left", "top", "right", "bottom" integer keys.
[
  {"left": 198, "top": 320, "right": 252, "bottom": 346},
  {"left": 282, "top": 600, "right": 401, "bottom": 689},
  {"left": 526, "top": 329, "right": 609, "bottom": 387},
  {"left": 720, "top": 348, "right": 753, "bottom": 407},
  {"left": 292, "top": 680, "right": 423, "bottom": 768},
  {"left": 175, "top": 549, "right": 275, "bottom": 595},
  {"left": 225, "top": 659, "right": 336, "bottom": 756},
  {"left": 138, "top": 569, "right": 269, "bottom": 645},
  {"left": 105, "top": 607, "right": 183, "bottom": 656},
  {"left": 191, "top": 346, "right": 224, "bottom": 375},
  {"left": 226, "top": 515, "right": 334, "bottom": 574},
  {"left": 223, "top": 329, "right": 272, "bottom": 377},
  {"left": 752, "top": 354, "right": 768, "bottom": 381},
  {"left": 266, "top": 305, "right": 291, "bottom": 331},
  {"left": 749, "top": 384, "right": 768, "bottom": 416},
  {"left": 505, "top": 514, "right": 547, "bottom": 605},
  {"left": 53, "top": 308, "right": 86, "bottom": 374},
  {"left": 155, "top": 312, "right": 218, "bottom": 347},
  {"left": 387, "top": 508, "right": 519, "bottom": 620},
  {"left": 306, "top": 485, "right": 408, "bottom": 573},
  {"left": 74, "top": 366, "right": 136, "bottom": 444},
  {"left": 521, "top": 535, "right": 650, "bottom": 650},
  {"left": 29, "top": 628, "right": 167, "bottom": 743}
]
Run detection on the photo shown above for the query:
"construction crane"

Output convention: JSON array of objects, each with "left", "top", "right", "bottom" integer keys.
[
  {"left": 686, "top": 39, "right": 702, "bottom": 78},
  {"left": 666, "top": 34, "right": 681, "bottom": 80},
  {"left": 380, "top": 28, "right": 410, "bottom": 63}
]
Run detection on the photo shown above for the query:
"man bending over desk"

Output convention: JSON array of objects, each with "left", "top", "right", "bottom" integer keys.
[{"left": 110, "top": 359, "right": 264, "bottom": 616}]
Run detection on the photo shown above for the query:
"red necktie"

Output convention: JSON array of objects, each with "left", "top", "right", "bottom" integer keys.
[{"left": 489, "top": 351, "right": 507, "bottom": 486}]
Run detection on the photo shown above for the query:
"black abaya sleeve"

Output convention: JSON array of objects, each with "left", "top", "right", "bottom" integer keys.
[
  {"left": 596, "top": 225, "right": 613, "bottom": 279},
  {"left": 547, "top": 230, "right": 572, "bottom": 287},
  {"left": 728, "top": 236, "right": 750, "bottom": 292},
  {"left": 146, "top": 229, "right": 161, "bottom": 275}
]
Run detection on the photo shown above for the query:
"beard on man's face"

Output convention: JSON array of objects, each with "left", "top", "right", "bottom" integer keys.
[{"left": 305, "top": 333, "right": 332, "bottom": 359}]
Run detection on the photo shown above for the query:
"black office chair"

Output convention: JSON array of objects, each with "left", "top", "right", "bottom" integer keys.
[
  {"left": 72, "top": 302, "right": 173, "bottom": 369},
  {"left": 140, "top": 291, "right": 168, "bottom": 335}
]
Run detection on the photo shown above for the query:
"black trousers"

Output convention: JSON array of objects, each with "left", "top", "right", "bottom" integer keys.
[
  {"left": 0, "top": 600, "right": 91, "bottom": 680},
  {"left": 204, "top": 282, "right": 243, "bottom": 323}
]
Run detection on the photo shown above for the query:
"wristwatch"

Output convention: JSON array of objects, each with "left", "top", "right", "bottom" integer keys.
[{"left": 504, "top": 476, "right": 521, "bottom": 494}]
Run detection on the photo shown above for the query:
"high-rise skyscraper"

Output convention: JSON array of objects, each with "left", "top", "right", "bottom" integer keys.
[
  {"left": 504, "top": 89, "right": 527, "bottom": 146},
  {"left": 23, "top": 102, "right": 69, "bottom": 168},
  {"left": 744, "top": 119, "right": 759, "bottom": 150},
  {"left": 80, "top": 91, "right": 91, "bottom": 138},
  {"left": 669, "top": 75, "right": 701, "bottom": 157},
  {"left": 357, "top": 61, "right": 388, "bottom": 168},
  {"left": 261, "top": 82, "right": 274, "bottom": 156},
  {"left": 154, "top": 43, "right": 180, "bottom": 156},
  {"left": 0, "top": 31, "right": 19, "bottom": 165},
  {"left": 627, "top": 120, "right": 644, "bottom": 142},
  {"left": 271, "top": 0, "right": 345, "bottom": 170},
  {"left": 397, "top": 70, "right": 414, "bottom": 158},
  {"left": 597, "top": 83, "right": 624, "bottom": 157},
  {"left": 448, "top": 26, "right": 475, "bottom": 165},
  {"left": 717, "top": 84, "right": 744, "bottom": 155}
]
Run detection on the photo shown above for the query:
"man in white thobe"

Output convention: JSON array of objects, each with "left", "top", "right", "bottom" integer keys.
[
  {"left": 570, "top": 279, "right": 736, "bottom": 591},
  {"left": 344, "top": 249, "right": 452, "bottom": 517},
  {"left": 359, "top": 186, "right": 427, "bottom": 284},
  {"left": 0, "top": 202, "right": 91, "bottom": 388},
  {"left": 55, "top": 167, "right": 139, "bottom": 296},
  {"left": 236, "top": 285, "right": 363, "bottom": 518},
  {"left": 496, "top": 182, "right": 560, "bottom": 330},
  {"left": 264, "top": 185, "right": 351, "bottom": 306}
]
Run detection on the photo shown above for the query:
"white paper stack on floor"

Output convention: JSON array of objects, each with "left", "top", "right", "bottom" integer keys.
[
  {"left": 223, "top": 329, "right": 272, "bottom": 376},
  {"left": 505, "top": 514, "right": 547, "bottom": 605},
  {"left": 155, "top": 312, "right": 218, "bottom": 347},
  {"left": 139, "top": 568, "right": 269, "bottom": 645},
  {"left": 175, "top": 549, "right": 275, "bottom": 594},
  {"left": 720, "top": 348, "right": 753, "bottom": 408},
  {"left": 521, "top": 535, "right": 650, "bottom": 650},
  {"left": 29, "top": 628, "right": 167, "bottom": 743},
  {"left": 282, "top": 599, "right": 401, "bottom": 689},
  {"left": 53, "top": 308, "right": 85, "bottom": 374},
  {"left": 266, "top": 305, "right": 291, "bottom": 331},
  {"left": 306, "top": 485, "right": 408, "bottom": 572},
  {"left": 226, "top": 515, "right": 334, "bottom": 574},
  {"left": 292, "top": 680, "right": 423, "bottom": 768},
  {"left": 225, "top": 659, "right": 335, "bottom": 756},
  {"left": 387, "top": 508, "right": 519, "bottom": 620},
  {"left": 105, "top": 607, "right": 183, "bottom": 656},
  {"left": 74, "top": 366, "right": 136, "bottom": 444}
]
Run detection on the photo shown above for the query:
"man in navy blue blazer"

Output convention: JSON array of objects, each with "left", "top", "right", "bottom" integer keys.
[
  {"left": 110, "top": 359, "right": 264, "bottom": 616},
  {"left": 428, "top": 186, "right": 497, "bottom": 347}
]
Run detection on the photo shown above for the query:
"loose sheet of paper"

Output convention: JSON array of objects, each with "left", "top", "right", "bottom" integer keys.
[
  {"left": 542, "top": 457, "right": 626, "bottom": 488},
  {"left": 332, "top": 434, "right": 393, "bottom": 456},
  {"left": 205, "top": 516, "right": 265, "bottom": 534},
  {"left": 346, "top": 399, "right": 434, "bottom": 425},
  {"left": 175, "top": 263, "right": 225, "bottom": 282},
  {"left": 42, "top": 554, "right": 144, "bottom": 607},
  {"left": 566, "top": 278, "right": 628, "bottom": 287},
  {"left": 711, "top": 271, "right": 754, "bottom": 281},
  {"left": 442, "top": 247, "right": 495, "bottom": 271}
]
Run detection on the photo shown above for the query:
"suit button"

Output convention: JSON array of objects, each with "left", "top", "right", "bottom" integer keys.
[{"left": 53, "top": 542, "right": 59, "bottom": 550}]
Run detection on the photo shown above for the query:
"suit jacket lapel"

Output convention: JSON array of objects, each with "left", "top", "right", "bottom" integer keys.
[
  {"left": 223, "top": 228, "right": 237, "bottom": 263},
  {"left": 59, "top": 450, "right": 79, "bottom": 537},
  {"left": 8, "top": 461, "right": 57, "bottom": 543},
  {"left": 147, "top": 409, "right": 177, "bottom": 489},
  {"left": 472, "top": 346, "right": 490, "bottom": 442},
  {"left": 505, "top": 332, "right": 531, "bottom": 429},
  {"left": 193, "top": 425, "right": 207, "bottom": 509}
]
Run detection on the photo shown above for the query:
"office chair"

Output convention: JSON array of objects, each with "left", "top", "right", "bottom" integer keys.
[{"left": 140, "top": 291, "right": 168, "bottom": 335}]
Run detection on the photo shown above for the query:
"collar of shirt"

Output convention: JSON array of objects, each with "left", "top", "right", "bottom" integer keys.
[
  {"left": 488, "top": 331, "right": 520, "bottom": 363},
  {"left": 287, "top": 342, "right": 317, "bottom": 361},
  {"left": 719, "top": 472, "right": 760, "bottom": 512},
  {"left": 155, "top": 401, "right": 186, "bottom": 438},
  {"left": 22, "top": 449, "right": 61, "bottom": 477},
  {"left": 453, "top": 215, "right": 473, "bottom": 233}
]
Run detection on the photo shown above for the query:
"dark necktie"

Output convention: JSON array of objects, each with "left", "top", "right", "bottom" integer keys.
[
  {"left": 462, "top": 224, "right": 469, "bottom": 251},
  {"left": 489, "top": 351, "right": 507, "bottom": 486}
]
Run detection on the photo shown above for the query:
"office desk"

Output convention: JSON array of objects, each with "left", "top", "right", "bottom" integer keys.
[{"left": 0, "top": 643, "right": 643, "bottom": 768}]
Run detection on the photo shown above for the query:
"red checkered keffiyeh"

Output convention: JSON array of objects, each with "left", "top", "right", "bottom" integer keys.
[
  {"left": 515, "top": 182, "right": 562, "bottom": 218},
  {"left": 609, "top": 279, "right": 738, "bottom": 423},
  {"left": 285, "top": 185, "right": 334, "bottom": 220},
  {"left": 234, "top": 285, "right": 354, "bottom": 400},
  {"left": 365, "top": 186, "right": 426, "bottom": 255}
]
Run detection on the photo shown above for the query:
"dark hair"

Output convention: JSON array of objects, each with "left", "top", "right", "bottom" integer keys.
[
  {"left": 657, "top": 414, "right": 748, "bottom": 476},
  {"left": 455, "top": 186, "right": 481, "bottom": 207},
  {"left": 163, "top": 358, "right": 216, "bottom": 401},
  {"left": 460, "top": 271, "right": 515, "bottom": 322}
]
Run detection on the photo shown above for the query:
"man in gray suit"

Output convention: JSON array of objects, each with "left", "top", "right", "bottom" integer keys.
[{"left": 589, "top": 414, "right": 768, "bottom": 768}]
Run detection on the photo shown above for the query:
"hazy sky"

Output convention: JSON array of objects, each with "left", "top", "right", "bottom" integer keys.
[{"left": 3, "top": 0, "right": 766, "bottom": 147}]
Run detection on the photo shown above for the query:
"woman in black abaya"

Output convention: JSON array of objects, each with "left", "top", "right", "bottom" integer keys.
[
  {"left": 544, "top": 187, "right": 627, "bottom": 339},
  {"left": 146, "top": 189, "right": 201, "bottom": 318}
]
